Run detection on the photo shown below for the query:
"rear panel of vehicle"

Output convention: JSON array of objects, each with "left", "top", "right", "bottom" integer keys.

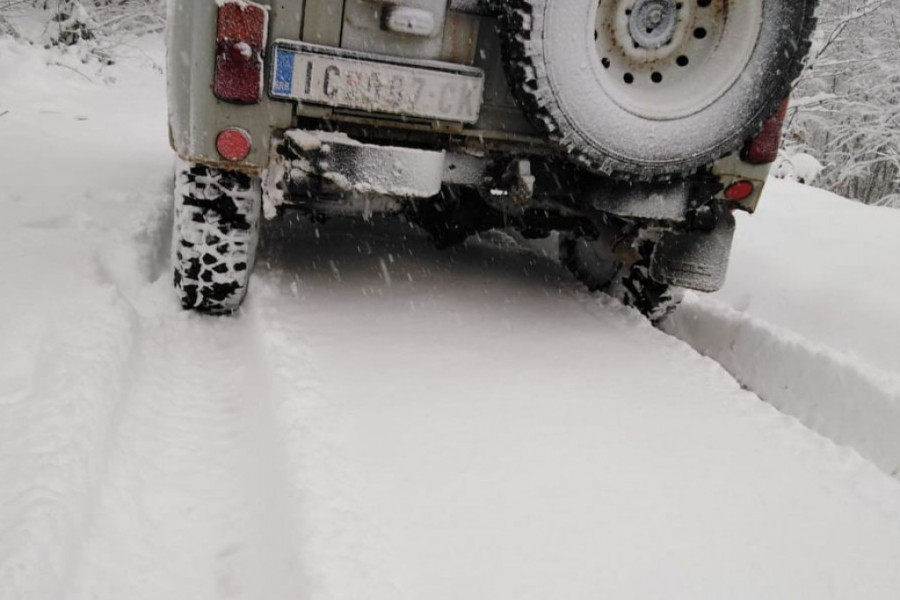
[
  {"left": 168, "top": 0, "right": 536, "bottom": 173},
  {"left": 167, "top": 0, "right": 301, "bottom": 170},
  {"left": 297, "top": 0, "right": 535, "bottom": 139},
  {"left": 339, "top": 0, "right": 450, "bottom": 59}
]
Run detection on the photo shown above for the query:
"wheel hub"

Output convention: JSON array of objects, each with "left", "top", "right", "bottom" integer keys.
[
  {"left": 593, "top": 0, "right": 764, "bottom": 120},
  {"left": 628, "top": 0, "right": 677, "bottom": 49}
]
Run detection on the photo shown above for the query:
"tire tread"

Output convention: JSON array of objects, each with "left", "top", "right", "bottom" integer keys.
[
  {"left": 173, "top": 162, "right": 261, "bottom": 315},
  {"left": 499, "top": 0, "right": 819, "bottom": 180}
]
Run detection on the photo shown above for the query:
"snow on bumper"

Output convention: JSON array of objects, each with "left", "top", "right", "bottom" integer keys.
[{"left": 264, "top": 130, "right": 445, "bottom": 211}]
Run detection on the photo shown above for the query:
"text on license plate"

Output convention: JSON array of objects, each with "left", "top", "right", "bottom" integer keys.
[{"left": 271, "top": 43, "right": 484, "bottom": 124}]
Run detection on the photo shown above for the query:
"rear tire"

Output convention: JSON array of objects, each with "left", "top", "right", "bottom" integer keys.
[
  {"left": 172, "top": 161, "right": 262, "bottom": 315},
  {"left": 560, "top": 230, "right": 682, "bottom": 324}
]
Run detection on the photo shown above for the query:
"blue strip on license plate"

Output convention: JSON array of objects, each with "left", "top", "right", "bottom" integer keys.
[{"left": 272, "top": 46, "right": 295, "bottom": 97}]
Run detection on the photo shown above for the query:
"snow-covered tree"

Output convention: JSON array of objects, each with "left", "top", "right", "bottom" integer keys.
[
  {"left": 787, "top": 0, "right": 900, "bottom": 206},
  {"left": 0, "top": 0, "right": 165, "bottom": 44},
  {"left": 50, "top": 0, "right": 94, "bottom": 46}
]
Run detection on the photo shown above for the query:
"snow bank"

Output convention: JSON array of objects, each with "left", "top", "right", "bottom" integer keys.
[
  {"left": 0, "top": 35, "right": 167, "bottom": 199},
  {"left": 668, "top": 294, "right": 900, "bottom": 479},
  {"left": 717, "top": 179, "right": 900, "bottom": 374},
  {"left": 667, "top": 178, "right": 900, "bottom": 479},
  {"left": 774, "top": 150, "right": 823, "bottom": 184}
]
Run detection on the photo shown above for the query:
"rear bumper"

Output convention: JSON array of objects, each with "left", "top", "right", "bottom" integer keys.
[
  {"left": 263, "top": 129, "right": 492, "bottom": 212},
  {"left": 274, "top": 130, "right": 446, "bottom": 198}
]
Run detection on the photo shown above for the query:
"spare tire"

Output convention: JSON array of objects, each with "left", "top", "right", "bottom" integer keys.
[{"left": 501, "top": 0, "right": 817, "bottom": 179}]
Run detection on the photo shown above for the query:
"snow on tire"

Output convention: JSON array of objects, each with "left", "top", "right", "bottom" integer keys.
[
  {"left": 609, "top": 249, "right": 683, "bottom": 325},
  {"left": 561, "top": 234, "right": 682, "bottom": 324},
  {"left": 173, "top": 161, "right": 261, "bottom": 314},
  {"left": 501, "top": 0, "right": 818, "bottom": 180}
]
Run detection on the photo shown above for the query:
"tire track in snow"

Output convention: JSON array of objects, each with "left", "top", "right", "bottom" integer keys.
[
  {"left": 0, "top": 195, "right": 155, "bottom": 600},
  {"left": 249, "top": 271, "right": 404, "bottom": 599},
  {"left": 66, "top": 231, "right": 402, "bottom": 600},
  {"left": 0, "top": 186, "right": 305, "bottom": 600},
  {"left": 57, "top": 283, "right": 306, "bottom": 600},
  {"left": 0, "top": 291, "right": 140, "bottom": 600}
]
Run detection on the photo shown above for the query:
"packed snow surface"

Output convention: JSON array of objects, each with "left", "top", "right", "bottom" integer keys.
[{"left": 2, "top": 34, "right": 900, "bottom": 600}]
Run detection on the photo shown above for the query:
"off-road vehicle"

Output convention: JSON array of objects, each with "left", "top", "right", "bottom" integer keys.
[{"left": 167, "top": 0, "right": 817, "bottom": 321}]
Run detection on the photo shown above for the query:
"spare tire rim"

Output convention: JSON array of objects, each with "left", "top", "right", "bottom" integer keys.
[{"left": 594, "top": 0, "right": 764, "bottom": 120}]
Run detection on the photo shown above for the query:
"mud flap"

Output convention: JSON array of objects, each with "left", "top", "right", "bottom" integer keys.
[{"left": 650, "top": 209, "right": 736, "bottom": 293}]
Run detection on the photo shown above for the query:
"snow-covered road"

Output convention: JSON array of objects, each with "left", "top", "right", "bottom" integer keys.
[{"left": 3, "top": 35, "right": 900, "bottom": 600}]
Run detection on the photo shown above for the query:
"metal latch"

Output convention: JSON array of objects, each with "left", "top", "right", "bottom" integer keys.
[{"left": 381, "top": 6, "right": 437, "bottom": 37}]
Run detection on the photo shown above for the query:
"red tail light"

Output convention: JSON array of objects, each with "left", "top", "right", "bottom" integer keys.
[
  {"left": 743, "top": 98, "right": 789, "bottom": 165},
  {"left": 724, "top": 180, "right": 755, "bottom": 201},
  {"left": 216, "top": 128, "right": 252, "bottom": 161},
  {"left": 214, "top": 1, "right": 268, "bottom": 104}
]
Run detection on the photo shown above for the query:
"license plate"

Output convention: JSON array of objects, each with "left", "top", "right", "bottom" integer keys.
[{"left": 270, "top": 41, "right": 484, "bottom": 124}]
